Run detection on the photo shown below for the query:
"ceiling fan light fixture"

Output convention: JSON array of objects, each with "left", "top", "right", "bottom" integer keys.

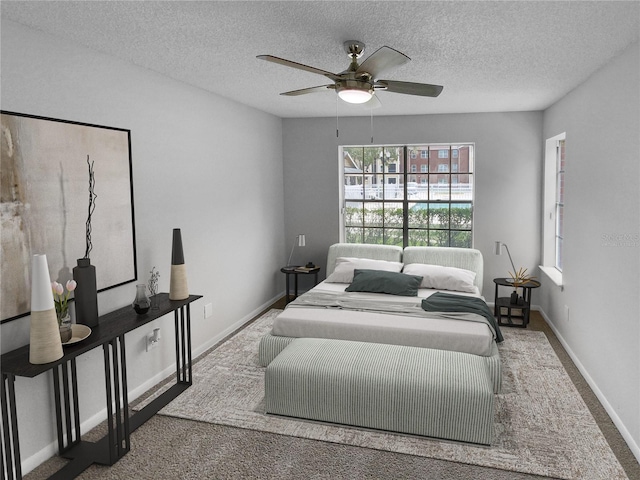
[{"left": 337, "top": 88, "right": 373, "bottom": 104}]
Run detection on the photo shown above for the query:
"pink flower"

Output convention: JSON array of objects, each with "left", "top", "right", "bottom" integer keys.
[
  {"left": 66, "top": 280, "right": 77, "bottom": 292},
  {"left": 52, "top": 281, "right": 64, "bottom": 295}
]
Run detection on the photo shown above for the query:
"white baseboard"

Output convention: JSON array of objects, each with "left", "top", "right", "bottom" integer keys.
[
  {"left": 537, "top": 308, "right": 640, "bottom": 464},
  {"left": 21, "top": 292, "right": 282, "bottom": 475}
]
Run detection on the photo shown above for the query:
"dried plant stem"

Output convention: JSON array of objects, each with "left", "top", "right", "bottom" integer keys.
[{"left": 84, "top": 155, "right": 97, "bottom": 259}]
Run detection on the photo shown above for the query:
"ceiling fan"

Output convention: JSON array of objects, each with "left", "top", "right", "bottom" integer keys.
[{"left": 257, "top": 40, "right": 443, "bottom": 107}]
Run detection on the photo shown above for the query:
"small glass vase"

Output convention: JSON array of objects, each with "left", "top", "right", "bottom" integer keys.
[
  {"left": 58, "top": 312, "right": 72, "bottom": 343},
  {"left": 132, "top": 284, "right": 151, "bottom": 315},
  {"left": 150, "top": 289, "right": 160, "bottom": 310}
]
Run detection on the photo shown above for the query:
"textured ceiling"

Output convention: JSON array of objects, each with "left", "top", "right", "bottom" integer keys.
[{"left": 2, "top": 1, "right": 639, "bottom": 118}]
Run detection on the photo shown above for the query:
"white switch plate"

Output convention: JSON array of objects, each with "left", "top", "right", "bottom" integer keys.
[{"left": 204, "top": 303, "right": 213, "bottom": 318}]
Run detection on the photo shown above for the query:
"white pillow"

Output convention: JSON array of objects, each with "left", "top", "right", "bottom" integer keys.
[
  {"left": 326, "top": 257, "right": 404, "bottom": 283},
  {"left": 402, "top": 263, "right": 477, "bottom": 293}
]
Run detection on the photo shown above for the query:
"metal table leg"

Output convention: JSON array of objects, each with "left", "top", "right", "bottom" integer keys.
[{"left": 1, "top": 374, "right": 21, "bottom": 480}]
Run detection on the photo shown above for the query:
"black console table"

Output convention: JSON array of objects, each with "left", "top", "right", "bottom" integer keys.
[{"left": 1, "top": 293, "right": 202, "bottom": 480}]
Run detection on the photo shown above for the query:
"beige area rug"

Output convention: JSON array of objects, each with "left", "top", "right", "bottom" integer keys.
[{"left": 136, "top": 309, "right": 627, "bottom": 480}]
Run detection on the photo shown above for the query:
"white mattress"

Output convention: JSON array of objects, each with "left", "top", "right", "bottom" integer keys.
[{"left": 272, "top": 281, "right": 495, "bottom": 357}]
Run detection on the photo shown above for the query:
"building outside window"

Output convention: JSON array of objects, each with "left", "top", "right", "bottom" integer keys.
[{"left": 340, "top": 144, "right": 474, "bottom": 248}]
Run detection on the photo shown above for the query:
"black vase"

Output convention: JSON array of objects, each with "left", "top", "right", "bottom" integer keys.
[
  {"left": 510, "top": 291, "right": 519, "bottom": 305},
  {"left": 73, "top": 258, "right": 99, "bottom": 327}
]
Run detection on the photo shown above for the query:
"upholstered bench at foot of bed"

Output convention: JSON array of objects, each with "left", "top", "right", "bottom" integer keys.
[
  {"left": 258, "top": 333, "right": 502, "bottom": 394},
  {"left": 264, "top": 337, "right": 495, "bottom": 445}
]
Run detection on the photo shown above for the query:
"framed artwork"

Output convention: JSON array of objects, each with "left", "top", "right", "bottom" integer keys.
[{"left": 1, "top": 111, "right": 137, "bottom": 323}]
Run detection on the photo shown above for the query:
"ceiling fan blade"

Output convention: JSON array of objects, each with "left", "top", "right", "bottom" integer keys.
[
  {"left": 280, "top": 85, "right": 335, "bottom": 96},
  {"left": 356, "top": 46, "right": 410, "bottom": 79},
  {"left": 257, "top": 55, "right": 340, "bottom": 81},
  {"left": 375, "top": 80, "right": 443, "bottom": 97}
]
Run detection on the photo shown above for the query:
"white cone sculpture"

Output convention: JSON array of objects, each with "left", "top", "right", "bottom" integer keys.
[
  {"left": 169, "top": 229, "right": 189, "bottom": 300},
  {"left": 30, "top": 254, "right": 64, "bottom": 364}
]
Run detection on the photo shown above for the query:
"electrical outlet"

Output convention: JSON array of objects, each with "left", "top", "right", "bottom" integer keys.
[
  {"left": 204, "top": 303, "right": 213, "bottom": 318},
  {"left": 564, "top": 305, "right": 570, "bottom": 323},
  {"left": 146, "top": 328, "right": 161, "bottom": 352}
]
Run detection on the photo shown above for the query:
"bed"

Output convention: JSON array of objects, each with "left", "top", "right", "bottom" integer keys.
[
  {"left": 259, "top": 243, "right": 502, "bottom": 393},
  {"left": 259, "top": 243, "right": 503, "bottom": 444}
]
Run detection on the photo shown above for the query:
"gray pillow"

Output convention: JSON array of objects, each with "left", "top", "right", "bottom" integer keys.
[{"left": 345, "top": 269, "right": 423, "bottom": 296}]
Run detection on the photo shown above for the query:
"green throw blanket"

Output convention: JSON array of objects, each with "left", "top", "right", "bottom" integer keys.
[{"left": 422, "top": 292, "right": 504, "bottom": 343}]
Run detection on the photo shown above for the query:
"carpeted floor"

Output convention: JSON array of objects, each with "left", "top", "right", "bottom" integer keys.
[
  {"left": 25, "top": 306, "right": 640, "bottom": 480},
  {"left": 131, "top": 309, "right": 626, "bottom": 479}
]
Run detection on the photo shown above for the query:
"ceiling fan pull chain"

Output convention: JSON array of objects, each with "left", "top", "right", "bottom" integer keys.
[
  {"left": 336, "top": 94, "right": 340, "bottom": 138},
  {"left": 370, "top": 107, "right": 374, "bottom": 144}
]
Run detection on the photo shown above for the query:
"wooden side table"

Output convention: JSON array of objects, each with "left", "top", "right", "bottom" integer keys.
[
  {"left": 281, "top": 266, "right": 320, "bottom": 303},
  {"left": 493, "top": 278, "right": 540, "bottom": 328}
]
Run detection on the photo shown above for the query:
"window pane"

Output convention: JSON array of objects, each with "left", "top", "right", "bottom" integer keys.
[
  {"left": 451, "top": 203, "right": 473, "bottom": 229},
  {"left": 384, "top": 203, "right": 404, "bottom": 227},
  {"left": 344, "top": 183, "right": 363, "bottom": 199},
  {"left": 344, "top": 202, "right": 363, "bottom": 226},
  {"left": 555, "top": 236, "right": 563, "bottom": 270},
  {"left": 556, "top": 204, "right": 564, "bottom": 238},
  {"left": 345, "top": 227, "right": 362, "bottom": 243},
  {"left": 363, "top": 228, "right": 383, "bottom": 245},
  {"left": 408, "top": 202, "right": 429, "bottom": 228},
  {"left": 429, "top": 230, "right": 449, "bottom": 246},
  {"left": 430, "top": 178, "right": 450, "bottom": 201},
  {"left": 451, "top": 231, "right": 472, "bottom": 248},
  {"left": 451, "top": 145, "right": 472, "bottom": 173},
  {"left": 383, "top": 228, "right": 404, "bottom": 246},
  {"left": 408, "top": 229, "right": 429, "bottom": 246},
  {"left": 430, "top": 204, "right": 450, "bottom": 229},
  {"left": 363, "top": 202, "right": 383, "bottom": 227}
]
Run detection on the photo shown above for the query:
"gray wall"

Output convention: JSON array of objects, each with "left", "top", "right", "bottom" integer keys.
[
  {"left": 282, "top": 112, "right": 544, "bottom": 299},
  {"left": 539, "top": 41, "right": 640, "bottom": 458},
  {"left": 1, "top": 20, "right": 285, "bottom": 471}
]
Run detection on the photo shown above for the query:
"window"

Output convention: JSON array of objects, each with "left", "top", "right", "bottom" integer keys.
[
  {"left": 340, "top": 144, "right": 474, "bottom": 248},
  {"left": 555, "top": 139, "right": 565, "bottom": 271},
  {"left": 438, "top": 150, "right": 448, "bottom": 158},
  {"left": 542, "top": 133, "right": 566, "bottom": 286}
]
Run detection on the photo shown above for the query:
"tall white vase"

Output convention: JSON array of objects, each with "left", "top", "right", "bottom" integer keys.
[{"left": 29, "top": 254, "right": 63, "bottom": 364}]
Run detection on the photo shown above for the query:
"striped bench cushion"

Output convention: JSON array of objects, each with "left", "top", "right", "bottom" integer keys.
[
  {"left": 265, "top": 337, "right": 494, "bottom": 445},
  {"left": 258, "top": 333, "right": 502, "bottom": 394}
]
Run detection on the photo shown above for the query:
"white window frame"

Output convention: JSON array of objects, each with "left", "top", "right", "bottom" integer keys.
[{"left": 541, "top": 132, "right": 566, "bottom": 288}]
